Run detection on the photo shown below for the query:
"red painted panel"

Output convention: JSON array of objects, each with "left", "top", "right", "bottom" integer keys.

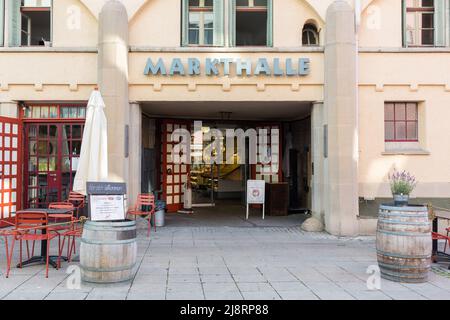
[{"left": 0, "top": 117, "right": 22, "bottom": 223}]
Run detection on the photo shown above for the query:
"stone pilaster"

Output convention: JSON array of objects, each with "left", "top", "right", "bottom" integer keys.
[
  {"left": 323, "top": 1, "right": 359, "bottom": 236},
  {"left": 98, "top": 0, "right": 130, "bottom": 187},
  {"left": 129, "top": 102, "right": 142, "bottom": 204},
  {"left": 302, "top": 101, "right": 325, "bottom": 232}
]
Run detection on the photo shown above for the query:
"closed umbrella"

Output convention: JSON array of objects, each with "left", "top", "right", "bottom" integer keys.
[{"left": 73, "top": 89, "right": 108, "bottom": 195}]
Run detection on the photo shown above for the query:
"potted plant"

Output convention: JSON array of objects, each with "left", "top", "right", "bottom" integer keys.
[{"left": 388, "top": 169, "right": 417, "bottom": 206}]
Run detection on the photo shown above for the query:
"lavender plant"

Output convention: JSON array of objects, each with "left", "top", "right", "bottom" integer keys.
[{"left": 388, "top": 169, "right": 417, "bottom": 196}]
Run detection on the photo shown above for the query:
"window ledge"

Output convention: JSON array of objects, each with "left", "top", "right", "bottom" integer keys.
[
  {"left": 359, "top": 47, "right": 450, "bottom": 53},
  {"left": 0, "top": 47, "right": 98, "bottom": 53},
  {"left": 129, "top": 46, "right": 325, "bottom": 53},
  {"left": 382, "top": 149, "right": 430, "bottom": 156}
]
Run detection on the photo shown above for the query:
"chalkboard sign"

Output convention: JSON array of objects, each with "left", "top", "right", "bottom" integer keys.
[
  {"left": 87, "top": 182, "right": 127, "bottom": 221},
  {"left": 87, "top": 182, "right": 127, "bottom": 195}
]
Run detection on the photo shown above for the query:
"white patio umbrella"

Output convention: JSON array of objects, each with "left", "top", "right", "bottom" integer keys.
[{"left": 72, "top": 89, "right": 108, "bottom": 195}]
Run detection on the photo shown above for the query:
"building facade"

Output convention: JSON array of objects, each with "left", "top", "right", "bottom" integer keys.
[{"left": 0, "top": 0, "right": 449, "bottom": 236}]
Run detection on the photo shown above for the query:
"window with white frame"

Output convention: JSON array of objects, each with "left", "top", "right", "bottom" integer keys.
[
  {"left": 403, "top": 0, "right": 447, "bottom": 47},
  {"left": 182, "top": 0, "right": 224, "bottom": 46},
  {"left": 230, "top": 0, "right": 273, "bottom": 46},
  {"left": 8, "top": 0, "right": 52, "bottom": 47},
  {"left": 0, "top": 0, "right": 4, "bottom": 46}
]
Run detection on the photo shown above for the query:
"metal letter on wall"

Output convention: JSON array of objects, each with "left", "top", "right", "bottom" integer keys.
[
  {"left": 125, "top": 125, "right": 129, "bottom": 158},
  {"left": 323, "top": 125, "right": 328, "bottom": 158}
]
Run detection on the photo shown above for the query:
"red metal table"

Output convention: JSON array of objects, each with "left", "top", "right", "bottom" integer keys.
[{"left": 15, "top": 208, "right": 73, "bottom": 269}]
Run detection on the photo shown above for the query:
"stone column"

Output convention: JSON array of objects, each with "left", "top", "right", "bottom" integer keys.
[
  {"left": 302, "top": 102, "right": 325, "bottom": 232},
  {"left": 129, "top": 102, "right": 142, "bottom": 204},
  {"left": 98, "top": 1, "right": 130, "bottom": 187},
  {"left": 323, "top": 1, "right": 359, "bottom": 236}
]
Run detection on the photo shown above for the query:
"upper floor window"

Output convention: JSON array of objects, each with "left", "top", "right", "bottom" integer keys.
[
  {"left": 385, "top": 102, "right": 418, "bottom": 142},
  {"left": 302, "top": 23, "right": 319, "bottom": 46},
  {"left": 0, "top": 0, "right": 4, "bottom": 46},
  {"left": 231, "top": 0, "right": 273, "bottom": 46},
  {"left": 182, "top": 0, "right": 273, "bottom": 47},
  {"left": 8, "top": 0, "right": 52, "bottom": 47},
  {"left": 182, "top": 0, "right": 224, "bottom": 46},
  {"left": 403, "top": 0, "right": 447, "bottom": 47}
]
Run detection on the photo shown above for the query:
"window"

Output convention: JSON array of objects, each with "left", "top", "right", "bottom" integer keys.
[
  {"left": 0, "top": 0, "right": 4, "bottom": 46},
  {"left": 182, "top": 0, "right": 224, "bottom": 46},
  {"left": 23, "top": 105, "right": 86, "bottom": 120},
  {"left": 403, "top": 0, "right": 446, "bottom": 47},
  {"left": 8, "top": 0, "right": 52, "bottom": 47},
  {"left": 231, "top": 0, "right": 273, "bottom": 46},
  {"left": 385, "top": 103, "right": 418, "bottom": 142},
  {"left": 302, "top": 23, "right": 319, "bottom": 46}
]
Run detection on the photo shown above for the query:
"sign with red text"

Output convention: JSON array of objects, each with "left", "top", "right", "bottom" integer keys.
[{"left": 247, "top": 180, "right": 266, "bottom": 204}]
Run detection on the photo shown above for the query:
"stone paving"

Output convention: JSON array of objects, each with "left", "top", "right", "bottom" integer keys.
[{"left": 1, "top": 220, "right": 450, "bottom": 300}]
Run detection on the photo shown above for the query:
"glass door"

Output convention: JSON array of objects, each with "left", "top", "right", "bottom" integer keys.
[{"left": 24, "top": 122, "right": 84, "bottom": 208}]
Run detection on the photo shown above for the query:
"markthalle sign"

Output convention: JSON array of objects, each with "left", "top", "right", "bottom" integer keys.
[{"left": 144, "top": 57, "right": 311, "bottom": 77}]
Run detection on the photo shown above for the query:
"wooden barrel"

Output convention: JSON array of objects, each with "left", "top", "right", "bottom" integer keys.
[
  {"left": 376, "top": 204, "right": 432, "bottom": 283},
  {"left": 80, "top": 220, "right": 137, "bottom": 283}
]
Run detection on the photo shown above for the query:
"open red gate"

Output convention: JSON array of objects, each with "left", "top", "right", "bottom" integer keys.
[
  {"left": 0, "top": 117, "right": 22, "bottom": 226},
  {"left": 160, "top": 120, "right": 191, "bottom": 212}
]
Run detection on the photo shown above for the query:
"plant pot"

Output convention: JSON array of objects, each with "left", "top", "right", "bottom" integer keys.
[{"left": 393, "top": 194, "right": 409, "bottom": 206}]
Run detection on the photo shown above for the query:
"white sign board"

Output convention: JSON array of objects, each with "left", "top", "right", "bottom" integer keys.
[
  {"left": 90, "top": 195, "right": 126, "bottom": 221},
  {"left": 247, "top": 180, "right": 266, "bottom": 204}
]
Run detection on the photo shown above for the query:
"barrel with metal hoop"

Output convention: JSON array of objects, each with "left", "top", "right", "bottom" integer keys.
[
  {"left": 80, "top": 220, "right": 137, "bottom": 283},
  {"left": 376, "top": 204, "right": 432, "bottom": 283}
]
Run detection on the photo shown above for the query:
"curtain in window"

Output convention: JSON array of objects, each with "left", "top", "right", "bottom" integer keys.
[
  {"left": 0, "top": 0, "right": 4, "bottom": 46},
  {"left": 8, "top": 0, "right": 21, "bottom": 46},
  {"left": 229, "top": 0, "right": 236, "bottom": 46},
  {"left": 213, "top": 0, "right": 224, "bottom": 46},
  {"left": 401, "top": 0, "right": 407, "bottom": 47},
  {"left": 434, "top": 0, "right": 446, "bottom": 46},
  {"left": 181, "top": 0, "right": 189, "bottom": 46},
  {"left": 266, "top": 0, "right": 273, "bottom": 47}
]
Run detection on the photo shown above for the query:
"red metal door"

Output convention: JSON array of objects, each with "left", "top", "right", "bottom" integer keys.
[
  {"left": 24, "top": 122, "right": 84, "bottom": 208},
  {"left": 0, "top": 117, "right": 21, "bottom": 224},
  {"left": 161, "top": 120, "right": 191, "bottom": 212}
]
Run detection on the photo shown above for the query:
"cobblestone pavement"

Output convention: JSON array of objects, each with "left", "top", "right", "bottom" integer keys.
[{"left": 1, "top": 222, "right": 450, "bottom": 300}]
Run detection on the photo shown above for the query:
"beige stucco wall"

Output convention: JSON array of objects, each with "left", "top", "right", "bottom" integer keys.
[
  {"left": 358, "top": 0, "right": 402, "bottom": 47},
  {"left": 1, "top": 0, "right": 450, "bottom": 234},
  {"left": 53, "top": 0, "right": 98, "bottom": 47},
  {"left": 0, "top": 51, "right": 97, "bottom": 102},
  {"left": 129, "top": 51, "right": 324, "bottom": 102},
  {"left": 358, "top": 52, "right": 450, "bottom": 200}
]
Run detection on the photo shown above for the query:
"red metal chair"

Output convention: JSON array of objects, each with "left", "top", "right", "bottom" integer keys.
[
  {"left": 6, "top": 211, "right": 59, "bottom": 278},
  {"left": 59, "top": 221, "right": 83, "bottom": 265},
  {"left": 47, "top": 202, "right": 75, "bottom": 263},
  {"left": 67, "top": 191, "right": 86, "bottom": 219},
  {"left": 1, "top": 227, "right": 17, "bottom": 278},
  {"left": 444, "top": 227, "right": 450, "bottom": 253},
  {"left": 432, "top": 232, "right": 450, "bottom": 254},
  {"left": 127, "top": 194, "right": 156, "bottom": 237}
]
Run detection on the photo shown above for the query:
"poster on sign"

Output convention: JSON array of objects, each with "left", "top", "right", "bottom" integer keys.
[
  {"left": 90, "top": 195, "right": 125, "bottom": 221},
  {"left": 246, "top": 180, "right": 266, "bottom": 220},
  {"left": 247, "top": 180, "right": 266, "bottom": 204},
  {"left": 87, "top": 182, "right": 127, "bottom": 221}
]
